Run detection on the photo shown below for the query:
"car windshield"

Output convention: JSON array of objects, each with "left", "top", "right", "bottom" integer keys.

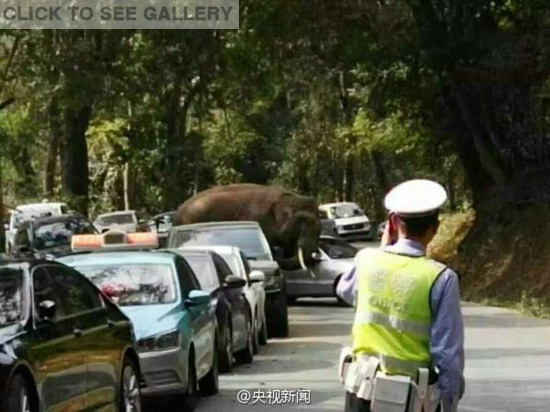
[
  {"left": 98, "top": 213, "right": 135, "bottom": 225},
  {"left": 76, "top": 264, "right": 176, "bottom": 306},
  {"left": 173, "top": 228, "right": 271, "bottom": 260},
  {"left": 0, "top": 268, "right": 24, "bottom": 327},
  {"left": 34, "top": 219, "right": 97, "bottom": 250},
  {"left": 320, "top": 238, "right": 358, "bottom": 259},
  {"left": 184, "top": 255, "right": 219, "bottom": 292},
  {"left": 330, "top": 204, "right": 365, "bottom": 219}
]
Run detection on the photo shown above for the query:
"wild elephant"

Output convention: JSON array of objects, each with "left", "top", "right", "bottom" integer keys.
[{"left": 174, "top": 184, "right": 322, "bottom": 271}]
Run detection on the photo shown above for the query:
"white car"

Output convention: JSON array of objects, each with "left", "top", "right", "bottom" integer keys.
[
  {"left": 93, "top": 210, "right": 147, "bottom": 233},
  {"left": 5, "top": 202, "right": 69, "bottom": 254},
  {"left": 318, "top": 202, "right": 372, "bottom": 240},
  {"left": 183, "top": 245, "right": 268, "bottom": 352}
]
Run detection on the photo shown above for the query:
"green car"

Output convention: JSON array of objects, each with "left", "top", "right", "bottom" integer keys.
[{"left": 59, "top": 249, "right": 219, "bottom": 410}]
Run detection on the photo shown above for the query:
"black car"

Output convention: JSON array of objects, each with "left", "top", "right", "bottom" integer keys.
[
  {"left": 0, "top": 258, "right": 141, "bottom": 412},
  {"left": 176, "top": 249, "right": 255, "bottom": 373},
  {"left": 12, "top": 214, "right": 98, "bottom": 258}
]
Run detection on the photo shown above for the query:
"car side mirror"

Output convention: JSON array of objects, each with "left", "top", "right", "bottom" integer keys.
[
  {"left": 38, "top": 300, "right": 57, "bottom": 321},
  {"left": 224, "top": 275, "right": 246, "bottom": 289},
  {"left": 248, "top": 270, "right": 265, "bottom": 284},
  {"left": 185, "top": 290, "right": 211, "bottom": 307},
  {"left": 311, "top": 251, "right": 323, "bottom": 261}
]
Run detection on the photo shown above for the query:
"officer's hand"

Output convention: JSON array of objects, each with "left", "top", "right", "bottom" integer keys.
[{"left": 380, "top": 213, "right": 398, "bottom": 248}]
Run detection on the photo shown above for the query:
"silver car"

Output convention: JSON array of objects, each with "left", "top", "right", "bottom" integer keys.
[{"left": 284, "top": 236, "right": 357, "bottom": 304}]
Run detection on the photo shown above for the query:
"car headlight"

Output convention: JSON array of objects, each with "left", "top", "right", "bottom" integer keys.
[
  {"left": 264, "top": 270, "right": 282, "bottom": 289},
  {"left": 138, "top": 330, "right": 181, "bottom": 352}
]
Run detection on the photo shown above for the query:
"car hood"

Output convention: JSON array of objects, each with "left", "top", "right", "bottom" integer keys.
[
  {"left": 326, "top": 257, "right": 355, "bottom": 274},
  {"left": 249, "top": 259, "right": 279, "bottom": 275},
  {"left": 0, "top": 323, "right": 24, "bottom": 347},
  {"left": 334, "top": 216, "right": 370, "bottom": 226},
  {"left": 121, "top": 302, "right": 182, "bottom": 341}
]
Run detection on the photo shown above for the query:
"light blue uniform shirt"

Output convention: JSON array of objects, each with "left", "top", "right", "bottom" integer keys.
[{"left": 337, "top": 239, "right": 465, "bottom": 410}]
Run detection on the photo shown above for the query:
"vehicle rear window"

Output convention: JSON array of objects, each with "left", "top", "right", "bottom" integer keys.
[
  {"left": 98, "top": 213, "right": 135, "bottom": 225},
  {"left": 184, "top": 255, "right": 220, "bottom": 292},
  {"left": 34, "top": 219, "right": 97, "bottom": 250},
  {"left": 76, "top": 264, "right": 177, "bottom": 306},
  {"left": 0, "top": 268, "right": 24, "bottom": 326}
]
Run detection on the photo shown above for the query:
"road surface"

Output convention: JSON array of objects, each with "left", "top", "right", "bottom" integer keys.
[{"left": 197, "top": 300, "right": 550, "bottom": 412}]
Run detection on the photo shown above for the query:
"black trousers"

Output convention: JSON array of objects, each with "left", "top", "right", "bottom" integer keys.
[
  {"left": 344, "top": 391, "right": 371, "bottom": 412},
  {"left": 344, "top": 391, "right": 442, "bottom": 412}
]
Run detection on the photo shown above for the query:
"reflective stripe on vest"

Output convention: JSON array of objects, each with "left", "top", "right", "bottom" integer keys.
[
  {"left": 352, "top": 248, "right": 445, "bottom": 377},
  {"left": 354, "top": 310, "right": 431, "bottom": 337}
]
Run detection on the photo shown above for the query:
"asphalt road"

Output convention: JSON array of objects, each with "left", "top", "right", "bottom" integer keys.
[{"left": 196, "top": 240, "right": 550, "bottom": 412}]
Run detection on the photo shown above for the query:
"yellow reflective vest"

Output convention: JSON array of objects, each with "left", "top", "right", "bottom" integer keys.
[{"left": 352, "top": 249, "right": 446, "bottom": 377}]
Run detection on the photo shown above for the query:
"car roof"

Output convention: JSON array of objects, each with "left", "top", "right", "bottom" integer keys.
[
  {"left": 30, "top": 213, "right": 87, "bottom": 226},
  {"left": 154, "top": 211, "right": 175, "bottom": 218},
  {"left": 58, "top": 250, "right": 177, "bottom": 267},
  {"left": 16, "top": 202, "right": 67, "bottom": 210},
  {"left": 97, "top": 210, "right": 136, "bottom": 218},
  {"left": 319, "top": 202, "right": 359, "bottom": 209},
  {"left": 179, "top": 245, "right": 240, "bottom": 255},
  {"left": 172, "top": 221, "right": 261, "bottom": 231}
]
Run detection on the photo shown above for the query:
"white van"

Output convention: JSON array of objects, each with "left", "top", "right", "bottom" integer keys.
[
  {"left": 5, "top": 202, "right": 69, "bottom": 253},
  {"left": 318, "top": 202, "right": 372, "bottom": 240}
]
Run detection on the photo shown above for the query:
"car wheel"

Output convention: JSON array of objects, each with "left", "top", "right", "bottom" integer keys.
[
  {"left": 235, "top": 316, "right": 254, "bottom": 364},
  {"left": 258, "top": 314, "right": 268, "bottom": 346},
  {"left": 218, "top": 322, "right": 233, "bottom": 373},
  {"left": 182, "top": 353, "right": 198, "bottom": 411},
  {"left": 119, "top": 357, "right": 141, "bottom": 412},
  {"left": 6, "top": 373, "right": 35, "bottom": 412},
  {"left": 252, "top": 313, "right": 260, "bottom": 355},
  {"left": 199, "top": 341, "right": 219, "bottom": 396},
  {"left": 266, "top": 290, "right": 289, "bottom": 338}
]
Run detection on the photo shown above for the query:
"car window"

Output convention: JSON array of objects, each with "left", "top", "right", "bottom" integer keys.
[
  {"left": 175, "top": 256, "right": 201, "bottom": 297},
  {"left": 330, "top": 204, "right": 365, "bottom": 219},
  {"left": 184, "top": 254, "right": 220, "bottom": 293},
  {"left": 46, "top": 265, "right": 103, "bottom": 315},
  {"left": 173, "top": 227, "right": 271, "bottom": 260},
  {"left": 14, "top": 228, "right": 30, "bottom": 247},
  {"left": 0, "top": 267, "right": 25, "bottom": 326},
  {"left": 98, "top": 213, "right": 136, "bottom": 225},
  {"left": 60, "top": 205, "right": 69, "bottom": 214},
  {"left": 76, "top": 263, "right": 177, "bottom": 306},
  {"left": 318, "top": 209, "right": 329, "bottom": 219},
  {"left": 212, "top": 254, "right": 234, "bottom": 283},
  {"left": 33, "top": 218, "right": 97, "bottom": 250},
  {"left": 319, "top": 238, "right": 358, "bottom": 259},
  {"left": 33, "top": 266, "right": 65, "bottom": 319}
]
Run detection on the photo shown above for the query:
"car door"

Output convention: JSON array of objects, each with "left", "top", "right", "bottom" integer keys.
[
  {"left": 46, "top": 264, "right": 119, "bottom": 410},
  {"left": 30, "top": 265, "right": 88, "bottom": 412},
  {"left": 212, "top": 255, "right": 247, "bottom": 349},
  {"left": 241, "top": 252, "right": 265, "bottom": 323},
  {"left": 176, "top": 256, "right": 215, "bottom": 380}
]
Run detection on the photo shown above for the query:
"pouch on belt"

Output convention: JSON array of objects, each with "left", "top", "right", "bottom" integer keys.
[{"left": 371, "top": 373, "right": 411, "bottom": 412}]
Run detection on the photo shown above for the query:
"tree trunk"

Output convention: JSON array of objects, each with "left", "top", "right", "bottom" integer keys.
[
  {"left": 62, "top": 104, "right": 93, "bottom": 214},
  {"left": 123, "top": 162, "right": 130, "bottom": 210},
  {"left": 370, "top": 149, "right": 390, "bottom": 222},
  {"left": 44, "top": 99, "right": 61, "bottom": 196}
]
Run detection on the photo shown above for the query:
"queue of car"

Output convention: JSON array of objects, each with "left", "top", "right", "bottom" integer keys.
[{"left": 1, "top": 202, "right": 361, "bottom": 411}]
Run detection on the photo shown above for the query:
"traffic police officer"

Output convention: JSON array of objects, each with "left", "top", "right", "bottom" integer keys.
[{"left": 337, "top": 179, "right": 465, "bottom": 412}]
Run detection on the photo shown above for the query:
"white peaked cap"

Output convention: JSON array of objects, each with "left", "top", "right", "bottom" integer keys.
[{"left": 384, "top": 179, "right": 447, "bottom": 217}]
